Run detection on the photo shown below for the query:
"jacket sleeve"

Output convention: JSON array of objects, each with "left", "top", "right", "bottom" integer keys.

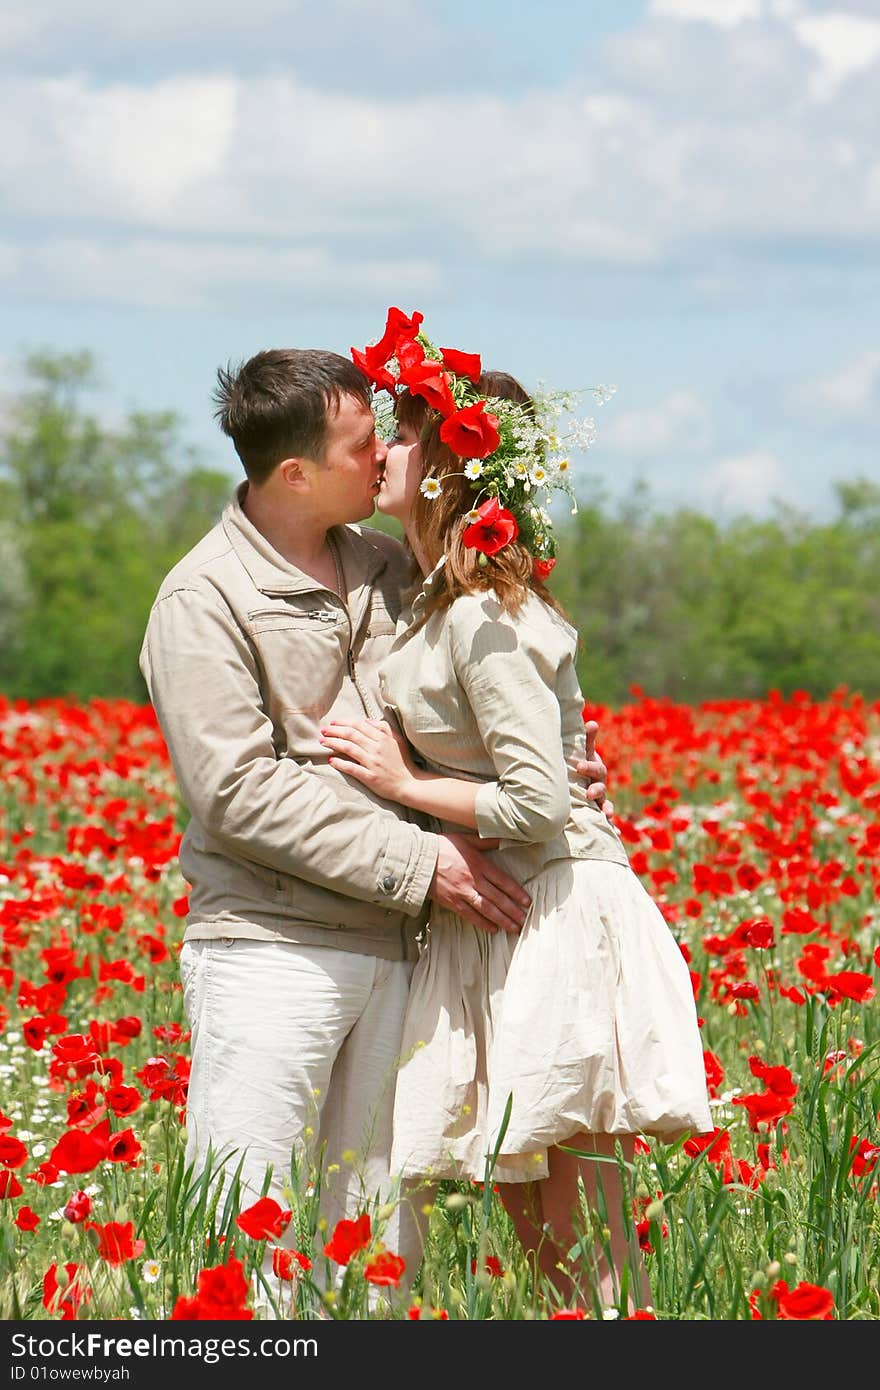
[
  {"left": 139, "top": 585, "right": 438, "bottom": 916},
  {"left": 448, "top": 596, "right": 572, "bottom": 843}
]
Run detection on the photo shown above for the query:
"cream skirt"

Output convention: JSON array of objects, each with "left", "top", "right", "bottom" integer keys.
[{"left": 390, "top": 858, "right": 714, "bottom": 1183}]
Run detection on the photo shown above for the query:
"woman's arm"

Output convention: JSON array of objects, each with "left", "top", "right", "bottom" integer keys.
[
  {"left": 320, "top": 594, "right": 574, "bottom": 844},
  {"left": 448, "top": 594, "right": 571, "bottom": 843},
  {"left": 318, "top": 718, "right": 481, "bottom": 829}
]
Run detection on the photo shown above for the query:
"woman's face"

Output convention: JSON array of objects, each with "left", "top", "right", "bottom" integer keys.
[{"left": 376, "top": 419, "right": 424, "bottom": 523}]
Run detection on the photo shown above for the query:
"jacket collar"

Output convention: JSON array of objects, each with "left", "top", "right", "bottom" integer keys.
[{"left": 222, "top": 484, "right": 387, "bottom": 601}]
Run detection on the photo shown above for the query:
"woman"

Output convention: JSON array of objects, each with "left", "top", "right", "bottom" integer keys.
[{"left": 321, "top": 315, "right": 713, "bottom": 1310}]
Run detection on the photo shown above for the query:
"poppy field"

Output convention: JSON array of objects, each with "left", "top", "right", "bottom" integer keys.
[{"left": 0, "top": 689, "right": 877, "bottom": 1321}]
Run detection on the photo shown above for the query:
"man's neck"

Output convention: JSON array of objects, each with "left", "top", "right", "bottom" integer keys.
[{"left": 242, "top": 484, "right": 342, "bottom": 591}]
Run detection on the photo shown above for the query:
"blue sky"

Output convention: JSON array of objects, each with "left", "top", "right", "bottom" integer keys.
[{"left": 1, "top": 0, "right": 879, "bottom": 518}]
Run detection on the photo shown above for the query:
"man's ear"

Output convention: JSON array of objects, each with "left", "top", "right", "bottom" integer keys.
[{"left": 277, "top": 457, "right": 310, "bottom": 491}]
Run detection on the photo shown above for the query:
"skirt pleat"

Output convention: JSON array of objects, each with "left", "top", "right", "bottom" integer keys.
[{"left": 391, "top": 859, "right": 713, "bottom": 1183}]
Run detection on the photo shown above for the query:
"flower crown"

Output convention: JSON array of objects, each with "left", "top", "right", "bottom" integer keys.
[{"left": 351, "top": 307, "right": 614, "bottom": 574}]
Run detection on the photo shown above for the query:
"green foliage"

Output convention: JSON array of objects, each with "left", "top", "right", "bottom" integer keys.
[
  {"left": 549, "top": 478, "right": 880, "bottom": 704},
  {"left": 0, "top": 351, "right": 232, "bottom": 700},
  {"left": 2, "top": 350, "right": 878, "bottom": 702}
]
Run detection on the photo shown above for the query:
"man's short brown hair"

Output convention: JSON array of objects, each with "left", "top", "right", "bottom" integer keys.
[{"left": 213, "top": 348, "right": 372, "bottom": 484}]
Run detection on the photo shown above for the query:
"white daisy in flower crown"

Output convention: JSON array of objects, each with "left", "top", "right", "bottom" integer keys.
[{"left": 353, "top": 307, "right": 614, "bottom": 576}]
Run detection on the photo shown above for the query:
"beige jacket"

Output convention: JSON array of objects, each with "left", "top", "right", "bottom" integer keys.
[
  {"left": 139, "top": 487, "right": 439, "bottom": 961},
  {"left": 380, "top": 562, "right": 630, "bottom": 886}
]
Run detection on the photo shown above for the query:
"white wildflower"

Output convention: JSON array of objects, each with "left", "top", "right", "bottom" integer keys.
[
  {"left": 464, "top": 460, "right": 483, "bottom": 480},
  {"left": 141, "top": 1260, "right": 161, "bottom": 1285},
  {"left": 419, "top": 476, "right": 442, "bottom": 499}
]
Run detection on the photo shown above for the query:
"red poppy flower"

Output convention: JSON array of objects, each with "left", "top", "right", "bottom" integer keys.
[
  {"left": 774, "top": 1280, "right": 834, "bottom": 1320},
  {"left": 63, "top": 1190, "right": 92, "bottom": 1223},
  {"left": 732, "top": 1090, "right": 795, "bottom": 1132},
  {"left": 748, "top": 1057, "right": 797, "bottom": 1097},
  {"left": 550, "top": 1309, "right": 586, "bottom": 1319},
  {"left": 849, "top": 1136, "right": 880, "bottom": 1178},
  {"left": 43, "top": 1262, "right": 90, "bottom": 1321},
  {"left": 364, "top": 307, "right": 424, "bottom": 367},
  {"left": 171, "top": 1257, "right": 253, "bottom": 1321},
  {"left": 0, "top": 1135, "right": 28, "bottom": 1168},
  {"left": 106, "top": 1128, "right": 142, "bottom": 1165},
  {"left": 439, "top": 347, "right": 482, "bottom": 382},
  {"left": 23, "top": 1017, "right": 50, "bottom": 1051},
  {"left": 0, "top": 1170, "right": 23, "bottom": 1199},
  {"left": 462, "top": 497, "right": 519, "bottom": 556},
  {"left": 532, "top": 557, "right": 556, "bottom": 581},
  {"left": 15, "top": 1205, "right": 40, "bottom": 1231},
  {"left": 439, "top": 400, "right": 500, "bottom": 459},
  {"left": 323, "top": 1213, "right": 372, "bottom": 1265},
  {"left": 85, "top": 1220, "right": 146, "bottom": 1265},
  {"left": 236, "top": 1197, "right": 292, "bottom": 1241},
  {"left": 825, "top": 970, "right": 875, "bottom": 1004},
  {"left": 105, "top": 1085, "right": 142, "bottom": 1117},
  {"left": 27, "top": 1161, "right": 60, "bottom": 1186},
  {"left": 49, "top": 1123, "right": 109, "bottom": 1175},
  {"left": 703, "top": 1050, "right": 724, "bottom": 1096},
  {"left": 743, "top": 919, "right": 775, "bottom": 949},
  {"left": 272, "top": 1247, "right": 312, "bottom": 1280},
  {"left": 398, "top": 357, "right": 456, "bottom": 417},
  {"left": 351, "top": 347, "right": 397, "bottom": 396},
  {"left": 364, "top": 1251, "right": 406, "bottom": 1287},
  {"left": 624, "top": 1309, "right": 657, "bottom": 1319},
  {"left": 471, "top": 1254, "right": 503, "bottom": 1277}
]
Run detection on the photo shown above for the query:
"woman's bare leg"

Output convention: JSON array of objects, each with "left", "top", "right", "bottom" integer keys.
[
  {"left": 539, "top": 1132, "right": 651, "bottom": 1312},
  {"left": 496, "top": 1181, "right": 567, "bottom": 1296}
]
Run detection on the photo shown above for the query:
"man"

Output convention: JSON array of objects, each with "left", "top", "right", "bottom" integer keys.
[{"left": 139, "top": 347, "right": 609, "bottom": 1282}]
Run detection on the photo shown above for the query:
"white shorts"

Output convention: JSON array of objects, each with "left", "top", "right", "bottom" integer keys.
[{"left": 180, "top": 937, "right": 421, "bottom": 1277}]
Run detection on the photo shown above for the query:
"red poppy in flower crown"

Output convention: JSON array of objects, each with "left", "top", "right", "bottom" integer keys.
[
  {"left": 439, "top": 399, "right": 500, "bottom": 459},
  {"left": 351, "top": 307, "right": 424, "bottom": 395},
  {"left": 398, "top": 356, "right": 456, "bottom": 417},
  {"left": 350, "top": 347, "right": 397, "bottom": 397},
  {"left": 532, "top": 557, "right": 556, "bottom": 581},
  {"left": 367, "top": 306, "right": 424, "bottom": 365},
  {"left": 440, "top": 346, "right": 482, "bottom": 382},
  {"left": 462, "top": 497, "right": 519, "bottom": 556}
]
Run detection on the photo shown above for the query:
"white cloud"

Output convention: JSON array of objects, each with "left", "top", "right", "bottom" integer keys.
[
  {"left": 697, "top": 448, "right": 786, "bottom": 512},
  {"left": 0, "top": 235, "right": 443, "bottom": 310},
  {"left": 649, "top": 0, "right": 764, "bottom": 25},
  {"left": 602, "top": 390, "right": 712, "bottom": 455},
  {"left": 793, "top": 11, "right": 880, "bottom": 97},
  {"left": 0, "top": 8, "right": 878, "bottom": 311},
  {"left": 788, "top": 349, "right": 880, "bottom": 425}
]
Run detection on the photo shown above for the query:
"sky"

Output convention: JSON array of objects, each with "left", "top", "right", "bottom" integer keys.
[{"left": 1, "top": 0, "right": 879, "bottom": 519}]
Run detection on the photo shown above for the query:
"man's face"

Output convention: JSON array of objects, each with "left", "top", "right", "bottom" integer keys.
[{"left": 307, "top": 392, "right": 387, "bottom": 525}]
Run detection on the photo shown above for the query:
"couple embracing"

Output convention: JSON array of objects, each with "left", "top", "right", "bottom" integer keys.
[{"left": 140, "top": 308, "right": 712, "bottom": 1313}]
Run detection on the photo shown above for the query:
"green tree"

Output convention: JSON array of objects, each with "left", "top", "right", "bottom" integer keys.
[{"left": 0, "top": 351, "right": 232, "bottom": 700}]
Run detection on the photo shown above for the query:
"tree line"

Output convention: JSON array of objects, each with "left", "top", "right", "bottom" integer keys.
[{"left": 2, "top": 350, "right": 878, "bottom": 705}]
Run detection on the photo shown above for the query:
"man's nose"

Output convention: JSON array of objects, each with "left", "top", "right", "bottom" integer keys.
[{"left": 375, "top": 437, "right": 389, "bottom": 463}]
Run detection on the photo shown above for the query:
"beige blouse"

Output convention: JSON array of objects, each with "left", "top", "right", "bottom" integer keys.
[{"left": 379, "top": 561, "right": 630, "bottom": 885}]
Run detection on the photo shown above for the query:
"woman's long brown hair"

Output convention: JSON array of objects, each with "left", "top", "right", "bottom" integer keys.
[{"left": 396, "top": 371, "right": 566, "bottom": 620}]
